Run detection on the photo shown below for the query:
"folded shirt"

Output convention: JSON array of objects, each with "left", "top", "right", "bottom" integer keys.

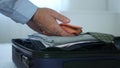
[
  {"left": 28, "top": 33, "right": 97, "bottom": 48},
  {"left": 60, "top": 23, "right": 82, "bottom": 35}
]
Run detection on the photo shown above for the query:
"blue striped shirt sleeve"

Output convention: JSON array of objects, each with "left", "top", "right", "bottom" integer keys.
[{"left": 0, "top": 0, "right": 38, "bottom": 24}]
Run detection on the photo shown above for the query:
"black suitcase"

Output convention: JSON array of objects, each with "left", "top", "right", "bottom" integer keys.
[{"left": 12, "top": 33, "right": 120, "bottom": 68}]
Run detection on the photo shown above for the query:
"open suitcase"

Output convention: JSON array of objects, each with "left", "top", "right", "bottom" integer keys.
[{"left": 12, "top": 32, "right": 120, "bottom": 68}]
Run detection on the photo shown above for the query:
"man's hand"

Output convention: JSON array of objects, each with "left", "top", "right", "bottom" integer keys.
[{"left": 27, "top": 8, "right": 74, "bottom": 36}]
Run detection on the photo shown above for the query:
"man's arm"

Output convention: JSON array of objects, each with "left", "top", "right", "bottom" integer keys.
[
  {"left": 0, "top": 0, "right": 38, "bottom": 24},
  {"left": 0, "top": 0, "right": 74, "bottom": 36}
]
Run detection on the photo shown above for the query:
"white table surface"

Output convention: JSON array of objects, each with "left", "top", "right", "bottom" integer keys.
[{"left": 0, "top": 43, "right": 17, "bottom": 68}]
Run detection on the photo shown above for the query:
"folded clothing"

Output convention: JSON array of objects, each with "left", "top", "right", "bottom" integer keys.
[
  {"left": 86, "top": 32, "right": 114, "bottom": 43},
  {"left": 60, "top": 23, "right": 82, "bottom": 35},
  {"left": 28, "top": 33, "right": 98, "bottom": 48}
]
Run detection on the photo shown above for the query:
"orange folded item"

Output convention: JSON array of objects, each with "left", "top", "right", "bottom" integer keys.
[{"left": 60, "top": 23, "right": 82, "bottom": 35}]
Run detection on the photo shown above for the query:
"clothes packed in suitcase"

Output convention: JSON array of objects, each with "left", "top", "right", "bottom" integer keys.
[{"left": 12, "top": 32, "right": 120, "bottom": 68}]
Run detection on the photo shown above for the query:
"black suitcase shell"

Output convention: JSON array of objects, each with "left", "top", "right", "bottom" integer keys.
[{"left": 12, "top": 39, "right": 120, "bottom": 68}]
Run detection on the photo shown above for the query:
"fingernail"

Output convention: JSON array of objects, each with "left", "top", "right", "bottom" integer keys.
[{"left": 64, "top": 19, "right": 70, "bottom": 23}]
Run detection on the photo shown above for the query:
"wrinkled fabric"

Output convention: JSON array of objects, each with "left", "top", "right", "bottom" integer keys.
[{"left": 87, "top": 32, "right": 114, "bottom": 43}]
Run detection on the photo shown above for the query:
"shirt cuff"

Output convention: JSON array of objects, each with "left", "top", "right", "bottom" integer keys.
[{"left": 10, "top": 0, "right": 38, "bottom": 24}]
